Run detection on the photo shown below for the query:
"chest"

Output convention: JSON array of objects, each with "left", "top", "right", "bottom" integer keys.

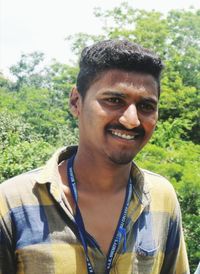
[
  {"left": 77, "top": 191, "right": 126, "bottom": 255},
  {"left": 13, "top": 202, "right": 162, "bottom": 274}
]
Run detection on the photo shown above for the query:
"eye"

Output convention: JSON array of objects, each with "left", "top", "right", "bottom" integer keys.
[
  {"left": 138, "top": 102, "right": 157, "bottom": 113},
  {"left": 105, "top": 97, "right": 123, "bottom": 105},
  {"left": 106, "top": 97, "right": 122, "bottom": 104}
]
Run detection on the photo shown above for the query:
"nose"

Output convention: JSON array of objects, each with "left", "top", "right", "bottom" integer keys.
[{"left": 119, "top": 104, "right": 140, "bottom": 129}]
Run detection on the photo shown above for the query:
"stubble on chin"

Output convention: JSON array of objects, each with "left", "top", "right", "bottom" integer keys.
[{"left": 108, "top": 150, "right": 137, "bottom": 165}]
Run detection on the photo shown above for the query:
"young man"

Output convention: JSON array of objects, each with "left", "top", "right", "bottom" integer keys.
[{"left": 0, "top": 40, "right": 189, "bottom": 273}]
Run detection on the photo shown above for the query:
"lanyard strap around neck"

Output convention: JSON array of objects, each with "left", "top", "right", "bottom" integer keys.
[{"left": 67, "top": 154, "right": 133, "bottom": 274}]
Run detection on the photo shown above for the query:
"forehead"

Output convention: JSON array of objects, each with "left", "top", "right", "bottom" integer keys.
[{"left": 86, "top": 69, "right": 159, "bottom": 98}]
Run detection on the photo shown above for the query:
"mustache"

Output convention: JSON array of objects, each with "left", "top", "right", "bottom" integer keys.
[{"left": 106, "top": 124, "right": 145, "bottom": 135}]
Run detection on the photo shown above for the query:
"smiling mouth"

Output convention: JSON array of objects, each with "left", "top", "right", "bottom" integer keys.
[{"left": 109, "top": 129, "right": 140, "bottom": 140}]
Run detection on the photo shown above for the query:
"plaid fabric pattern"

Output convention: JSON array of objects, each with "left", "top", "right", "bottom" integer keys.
[{"left": 0, "top": 146, "right": 190, "bottom": 274}]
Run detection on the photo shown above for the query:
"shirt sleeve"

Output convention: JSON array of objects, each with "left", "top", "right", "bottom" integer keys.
[
  {"left": 0, "top": 190, "right": 16, "bottom": 274},
  {"left": 160, "top": 198, "right": 190, "bottom": 274}
]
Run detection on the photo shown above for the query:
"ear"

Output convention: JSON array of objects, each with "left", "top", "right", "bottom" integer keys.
[{"left": 69, "top": 87, "right": 82, "bottom": 118}]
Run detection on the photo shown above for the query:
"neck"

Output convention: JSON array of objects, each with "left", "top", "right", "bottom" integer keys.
[{"left": 73, "top": 149, "right": 132, "bottom": 194}]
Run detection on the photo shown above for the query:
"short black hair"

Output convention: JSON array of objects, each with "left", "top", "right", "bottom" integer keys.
[{"left": 76, "top": 39, "right": 164, "bottom": 98}]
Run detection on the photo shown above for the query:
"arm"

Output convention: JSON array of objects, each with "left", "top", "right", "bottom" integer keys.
[
  {"left": 160, "top": 200, "right": 190, "bottom": 274},
  {"left": 0, "top": 191, "right": 16, "bottom": 274},
  {"left": 0, "top": 226, "right": 16, "bottom": 274}
]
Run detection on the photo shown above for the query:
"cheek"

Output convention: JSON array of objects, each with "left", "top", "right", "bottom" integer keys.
[
  {"left": 81, "top": 103, "right": 107, "bottom": 128},
  {"left": 142, "top": 115, "right": 158, "bottom": 132},
  {"left": 92, "top": 102, "right": 113, "bottom": 122}
]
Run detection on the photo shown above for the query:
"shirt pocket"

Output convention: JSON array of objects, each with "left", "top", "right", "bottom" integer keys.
[
  {"left": 136, "top": 244, "right": 159, "bottom": 257},
  {"left": 111, "top": 244, "right": 159, "bottom": 274},
  {"left": 133, "top": 244, "right": 159, "bottom": 274}
]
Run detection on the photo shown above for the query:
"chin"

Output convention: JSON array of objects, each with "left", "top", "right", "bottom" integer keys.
[{"left": 108, "top": 150, "right": 138, "bottom": 165}]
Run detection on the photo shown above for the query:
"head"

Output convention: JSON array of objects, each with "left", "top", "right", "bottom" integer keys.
[
  {"left": 70, "top": 39, "right": 164, "bottom": 165},
  {"left": 76, "top": 39, "right": 164, "bottom": 99}
]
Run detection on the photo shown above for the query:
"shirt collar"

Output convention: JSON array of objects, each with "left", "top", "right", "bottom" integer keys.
[
  {"left": 130, "top": 161, "right": 151, "bottom": 207},
  {"left": 36, "top": 145, "right": 150, "bottom": 206},
  {"left": 35, "top": 146, "right": 78, "bottom": 202}
]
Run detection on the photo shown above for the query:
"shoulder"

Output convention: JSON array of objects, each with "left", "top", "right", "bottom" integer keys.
[
  {"left": 0, "top": 168, "right": 42, "bottom": 191},
  {"left": 142, "top": 168, "right": 175, "bottom": 193},
  {"left": 141, "top": 169, "right": 180, "bottom": 214},
  {"left": 0, "top": 168, "right": 43, "bottom": 213}
]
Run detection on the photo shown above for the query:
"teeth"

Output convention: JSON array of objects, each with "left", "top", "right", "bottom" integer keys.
[{"left": 111, "top": 130, "right": 136, "bottom": 140}]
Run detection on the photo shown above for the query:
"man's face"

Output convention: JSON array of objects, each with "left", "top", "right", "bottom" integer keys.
[{"left": 71, "top": 69, "right": 159, "bottom": 165}]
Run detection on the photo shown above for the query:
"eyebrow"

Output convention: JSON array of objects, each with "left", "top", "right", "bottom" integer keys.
[
  {"left": 142, "top": 97, "right": 158, "bottom": 105},
  {"left": 102, "top": 91, "right": 158, "bottom": 104},
  {"left": 101, "top": 91, "right": 126, "bottom": 98}
]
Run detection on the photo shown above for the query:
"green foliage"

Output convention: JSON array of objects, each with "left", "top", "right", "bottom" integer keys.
[
  {"left": 159, "top": 85, "right": 200, "bottom": 143},
  {"left": 47, "top": 61, "right": 79, "bottom": 94},
  {"left": 0, "top": 82, "right": 78, "bottom": 146},
  {"left": 9, "top": 52, "right": 47, "bottom": 90},
  {"left": 0, "top": 139, "right": 53, "bottom": 182},
  {"left": 167, "top": 9, "right": 200, "bottom": 88},
  {"left": 0, "top": 73, "right": 14, "bottom": 90},
  {"left": 0, "top": 111, "right": 54, "bottom": 182},
  {"left": 183, "top": 214, "right": 200, "bottom": 269},
  {"left": 0, "top": 86, "right": 79, "bottom": 180}
]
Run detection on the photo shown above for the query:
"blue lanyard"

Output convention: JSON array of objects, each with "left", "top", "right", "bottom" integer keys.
[{"left": 67, "top": 154, "right": 133, "bottom": 274}]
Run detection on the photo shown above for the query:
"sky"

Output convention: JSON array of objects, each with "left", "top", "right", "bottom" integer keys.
[{"left": 1, "top": 0, "right": 200, "bottom": 77}]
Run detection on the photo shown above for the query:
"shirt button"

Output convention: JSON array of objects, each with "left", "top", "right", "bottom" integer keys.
[{"left": 137, "top": 248, "right": 147, "bottom": 257}]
